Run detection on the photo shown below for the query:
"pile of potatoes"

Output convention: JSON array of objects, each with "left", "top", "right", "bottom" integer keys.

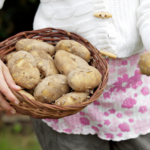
[{"left": 6, "top": 39, "right": 102, "bottom": 106}]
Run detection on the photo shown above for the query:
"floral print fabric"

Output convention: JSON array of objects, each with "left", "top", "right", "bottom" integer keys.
[{"left": 42, "top": 52, "right": 150, "bottom": 141}]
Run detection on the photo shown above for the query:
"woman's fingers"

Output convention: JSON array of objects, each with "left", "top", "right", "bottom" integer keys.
[
  {"left": 0, "top": 66, "right": 19, "bottom": 105},
  {"left": 2, "top": 63, "right": 21, "bottom": 91},
  {"left": 0, "top": 92, "right": 16, "bottom": 114},
  {"left": 0, "top": 60, "right": 18, "bottom": 114}
]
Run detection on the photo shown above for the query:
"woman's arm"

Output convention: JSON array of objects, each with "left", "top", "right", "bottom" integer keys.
[
  {"left": 0, "top": 60, "right": 21, "bottom": 114},
  {"left": 137, "top": 0, "right": 150, "bottom": 51}
]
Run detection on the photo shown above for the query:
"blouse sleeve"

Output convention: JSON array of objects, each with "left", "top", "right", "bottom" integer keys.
[
  {"left": 137, "top": 0, "right": 150, "bottom": 51},
  {"left": 0, "top": 0, "right": 5, "bottom": 9}
]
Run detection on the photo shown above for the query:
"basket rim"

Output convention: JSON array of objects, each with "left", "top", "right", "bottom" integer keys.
[{"left": 0, "top": 27, "right": 109, "bottom": 118}]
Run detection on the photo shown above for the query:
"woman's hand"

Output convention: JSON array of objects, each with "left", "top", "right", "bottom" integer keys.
[{"left": 0, "top": 60, "right": 21, "bottom": 114}]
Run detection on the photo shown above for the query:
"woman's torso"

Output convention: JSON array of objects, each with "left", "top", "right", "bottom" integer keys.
[
  {"left": 33, "top": 0, "right": 150, "bottom": 141},
  {"left": 33, "top": 0, "right": 144, "bottom": 58}
]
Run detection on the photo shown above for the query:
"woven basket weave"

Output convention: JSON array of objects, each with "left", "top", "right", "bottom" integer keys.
[{"left": 0, "top": 28, "right": 108, "bottom": 119}]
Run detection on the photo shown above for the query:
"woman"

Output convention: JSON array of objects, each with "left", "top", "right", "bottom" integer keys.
[{"left": 1, "top": 0, "right": 150, "bottom": 149}]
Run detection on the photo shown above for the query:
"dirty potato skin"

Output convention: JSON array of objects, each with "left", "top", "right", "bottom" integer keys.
[
  {"left": 54, "top": 50, "right": 89, "bottom": 75},
  {"left": 55, "top": 40, "right": 91, "bottom": 62},
  {"left": 16, "top": 39, "right": 55, "bottom": 56},
  {"left": 55, "top": 92, "right": 89, "bottom": 106},
  {"left": 29, "top": 50, "right": 59, "bottom": 78},
  {"left": 34, "top": 74, "right": 71, "bottom": 103},
  {"left": 7, "top": 51, "right": 40, "bottom": 89},
  {"left": 18, "top": 90, "right": 35, "bottom": 100},
  {"left": 68, "top": 66, "right": 102, "bottom": 92},
  {"left": 6, "top": 52, "right": 15, "bottom": 62},
  {"left": 138, "top": 51, "right": 150, "bottom": 76}
]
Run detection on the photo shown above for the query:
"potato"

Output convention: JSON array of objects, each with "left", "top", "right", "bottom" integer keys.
[
  {"left": 55, "top": 92, "right": 89, "bottom": 106},
  {"left": 54, "top": 50, "right": 89, "bottom": 75},
  {"left": 7, "top": 51, "right": 40, "bottom": 89},
  {"left": 16, "top": 39, "right": 55, "bottom": 56},
  {"left": 18, "top": 90, "right": 35, "bottom": 100},
  {"left": 138, "top": 51, "right": 150, "bottom": 76},
  {"left": 29, "top": 50, "right": 59, "bottom": 78},
  {"left": 34, "top": 74, "right": 70, "bottom": 103},
  {"left": 55, "top": 40, "right": 91, "bottom": 62},
  {"left": 6, "top": 52, "right": 15, "bottom": 62},
  {"left": 68, "top": 66, "right": 102, "bottom": 92}
]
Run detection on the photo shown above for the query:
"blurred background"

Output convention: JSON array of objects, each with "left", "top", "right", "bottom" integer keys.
[
  {"left": 0, "top": 0, "right": 41, "bottom": 149},
  {"left": 0, "top": 0, "right": 39, "bottom": 41}
]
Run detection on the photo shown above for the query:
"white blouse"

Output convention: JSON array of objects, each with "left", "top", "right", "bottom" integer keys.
[
  {"left": 1, "top": 0, "right": 150, "bottom": 58},
  {"left": 33, "top": 0, "right": 150, "bottom": 58}
]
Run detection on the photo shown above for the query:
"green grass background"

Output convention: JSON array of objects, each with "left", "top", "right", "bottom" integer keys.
[{"left": 0, "top": 123, "right": 41, "bottom": 150}]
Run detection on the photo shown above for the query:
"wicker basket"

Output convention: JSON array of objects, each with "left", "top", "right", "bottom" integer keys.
[{"left": 0, "top": 28, "right": 108, "bottom": 119}]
